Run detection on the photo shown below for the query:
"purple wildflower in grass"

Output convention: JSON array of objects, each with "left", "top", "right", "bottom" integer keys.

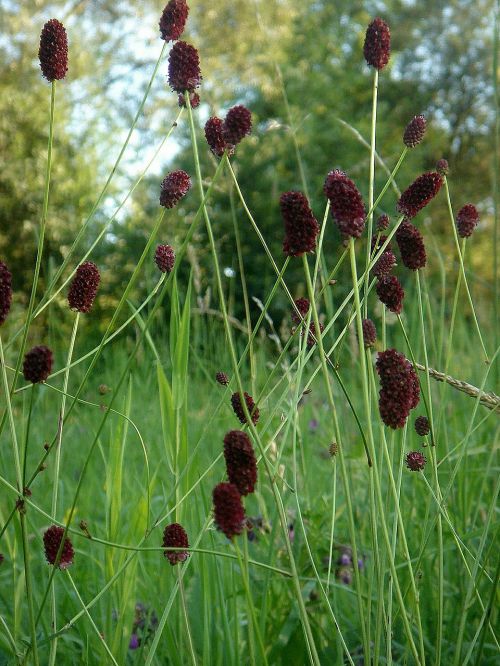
[
  {"left": 223, "top": 430, "right": 257, "bottom": 496},
  {"left": 456, "top": 204, "right": 479, "bottom": 238},
  {"left": 395, "top": 221, "right": 427, "bottom": 270},
  {"left": 436, "top": 159, "right": 449, "bottom": 176},
  {"left": 167, "top": 41, "right": 201, "bottom": 93},
  {"left": 39, "top": 19, "right": 68, "bottom": 81},
  {"left": 376, "top": 349, "right": 420, "bottom": 429},
  {"left": 0, "top": 261, "right": 12, "bottom": 326},
  {"left": 162, "top": 523, "right": 189, "bottom": 565},
  {"left": 223, "top": 105, "right": 252, "bottom": 145},
  {"left": 213, "top": 482, "right": 245, "bottom": 539},
  {"left": 363, "top": 18, "right": 390, "bottom": 70},
  {"left": 231, "top": 391, "right": 259, "bottom": 425},
  {"left": 376, "top": 214, "right": 390, "bottom": 231},
  {"left": 291, "top": 297, "right": 310, "bottom": 325},
  {"left": 68, "top": 261, "right": 100, "bottom": 313},
  {"left": 323, "top": 170, "right": 366, "bottom": 238},
  {"left": 154, "top": 244, "right": 175, "bottom": 273},
  {"left": 376, "top": 275, "right": 404, "bottom": 314},
  {"left": 397, "top": 172, "right": 443, "bottom": 219},
  {"left": 159, "top": 170, "right": 191, "bottom": 208},
  {"left": 216, "top": 371, "right": 229, "bottom": 386},
  {"left": 204, "top": 117, "right": 230, "bottom": 157},
  {"left": 23, "top": 346, "right": 53, "bottom": 384},
  {"left": 129, "top": 634, "right": 140, "bottom": 650},
  {"left": 406, "top": 451, "right": 427, "bottom": 471},
  {"left": 280, "top": 191, "right": 319, "bottom": 257},
  {"left": 403, "top": 115, "right": 426, "bottom": 148},
  {"left": 178, "top": 91, "right": 200, "bottom": 108},
  {"left": 43, "top": 525, "right": 74, "bottom": 569},
  {"left": 361, "top": 318, "right": 377, "bottom": 348},
  {"left": 415, "top": 415, "right": 430, "bottom": 436},
  {"left": 159, "top": 0, "right": 189, "bottom": 41}
]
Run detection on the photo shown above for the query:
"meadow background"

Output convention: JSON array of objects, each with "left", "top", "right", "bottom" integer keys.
[{"left": 0, "top": 0, "right": 498, "bottom": 664}]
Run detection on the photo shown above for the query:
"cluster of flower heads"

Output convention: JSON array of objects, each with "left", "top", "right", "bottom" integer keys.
[
  {"left": 280, "top": 191, "right": 319, "bottom": 256},
  {"left": 323, "top": 170, "right": 366, "bottom": 239},
  {"left": 376, "top": 349, "right": 420, "bottom": 428},
  {"left": 205, "top": 105, "right": 252, "bottom": 157},
  {"left": 39, "top": 19, "right": 68, "bottom": 81}
]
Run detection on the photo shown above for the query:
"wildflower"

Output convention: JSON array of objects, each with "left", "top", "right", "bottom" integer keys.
[
  {"left": 436, "top": 159, "right": 449, "bottom": 176},
  {"left": 155, "top": 244, "right": 175, "bottom": 273},
  {"left": 361, "top": 318, "right": 377, "bottom": 347},
  {"left": 306, "top": 321, "right": 324, "bottom": 347},
  {"left": 43, "top": 525, "right": 74, "bottom": 569},
  {"left": 231, "top": 391, "right": 259, "bottom": 425},
  {"left": 405, "top": 451, "right": 427, "bottom": 471},
  {"left": 376, "top": 275, "right": 404, "bottom": 314},
  {"left": 129, "top": 634, "right": 140, "bottom": 650},
  {"left": 373, "top": 250, "right": 396, "bottom": 277},
  {"left": 212, "top": 482, "right": 245, "bottom": 539},
  {"left": 178, "top": 91, "right": 200, "bottom": 108},
  {"left": 159, "top": 170, "right": 191, "bottom": 208},
  {"left": 223, "top": 105, "right": 252, "bottom": 145},
  {"left": 395, "top": 221, "right": 426, "bottom": 270},
  {"left": 376, "top": 349, "right": 420, "bottom": 429},
  {"left": 167, "top": 41, "right": 201, "bottom": 93},
  {"left": 397, "top": 172, "right": 443, "bottom": 219},
  {"left": 39, "top": 19, "right": 68, "bottom": 81},
  {"left": 323, "top": 170, "right": 365, "bottom": 238},
  {"left": 162, "top": 523, "right": 189, "bottom": 565},
  {"left": 23, "top": 346, "right": 53, "bottom": 383},
  {"left": 414, "top": 415, "right": 430, "bottom": 436},
  {"left": 280, "top": 191, "right": 319, "bottom": 257},
  {"left": 403, "top": 115, "right": 426, "bottom": 148},
  {"left": 291, "top": 297, "right": 310, "bottom": 325},
  {"left": 216, "top": 371, "right": 229, "bottom": 386},
  {"left": 456, "top": 204, "right": 479, "bottom": 238},
  {"left": 159, "top": 0, "right": 189, "bottom": 42},
  {"left": 204, "top": 117, "right": 230, "bottom": 157},
  {"left": 363, "top": 18, "right": 390, "bottom": 70},
  {"left": 68, "top": 261, "right": 100, "bottom": 313},
  {"left": 223, "top": 430, "right": 257, "bottom": 496},
  {"left": 0, "top": 261, "right": 12, "bottom": 326},
  {"left": 376, "top": 214, "right": 390, "bottom": 231}
]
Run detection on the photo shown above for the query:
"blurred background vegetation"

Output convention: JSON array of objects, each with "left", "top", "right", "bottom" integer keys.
[{"left": 0, "top": 0, "right": 497, "bottom": 340}]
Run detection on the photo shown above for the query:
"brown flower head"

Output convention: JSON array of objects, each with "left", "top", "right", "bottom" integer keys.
[
  {"left": 376, "top": 349, "right": 420, "bottom": 429},
  {"left": 159, "top": 170, "right": 191, "bottom": 208},
  {"left": 405, "top": 451, "right": 427, "bottom": 471},
  {"left": 436, "top": 159, "right": 449, "bottom": 176},
  {"left": 291, "top": 297, "right": 310, "bottom": 325},
  {"left": 456, "top": 204, "right": 479, "bottom": 238},
  {"left": 204, "top": 117, "right": 231, "bottom": 157},
  {"left": 68, "top": 262, "right": 100, "bottom": 313},
  {"left": 280, "top": 191, "right": 319, "bottom": 257},
  {"left": 363, "top": 18, "right": 390, "bottom": 70},
  {"left": 167, "top": 41, "right": 201, "bottom": 93},
  {"left": 403, "top": 115, "right": 426, "bottom": 148},
  {"left": 213, "top": 482, "right": 245, "bottom": 539},
  {"left": 323, "top": 170, "right": 366, "bottom": 238},
  {"left": 397, "top": 172, "right": 443, "bottom": 219},
  {"left": 216, "top": 371, "right": 229, "bottom": 386},
  {"left": 162, "top": 523, "right": 189, "bottom": 565},
  {"left": 414, "top": 415, "right": 430, "bottom": 436},
  {"left": 223, "top": 430, "right": 257, "bottom": 496},
  {"left": 361, "top": 318, "right": 377, "bottom": 347},
  {"left": 0, "top": 261, "right": 12, "bottom": 326},
  {"left": 395, "top": 221, "right": 427, "bottom": 270},
  {"left": 376, "top": 275, "right": 404, "bottom": 314},
  {"left": 223, "top": 105, "right": 252, "bottom": 145},
  {"left": 39, "top": 19, "right": 68, "bottom": 81},
  {"left": 23, "top": 346, "right": 53, "bottom": 384},
  {"left": 43, "top": 525, "right": 74, "bottom": 569},
  {"left": 155, "top": 244, "right": 175, "bottom": 273},
  {"left": 231, "top": 391, "right": 259, "bottom": 425},
  {"left": 159, "top": 0, "right": 189, "bottom": 41}
]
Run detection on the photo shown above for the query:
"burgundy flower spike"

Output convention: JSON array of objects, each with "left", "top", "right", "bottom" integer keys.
[
  {"left": 160, "top": 170, "right": 191, "bottom": 208},
  {"left": 39, "top": 19, "right": 68, "bottom": 81},
  {"left": 205, "top": 117, "right": 230, "bottom": 157},
  {"left": 395, "top": 221, "right": 427, "bottom": 270},
  {"left": 363, "top": 18, "right": 390, "bottom": 70},
  {"left": 162, "top": 523, "right": 189, "bottom": 565},
  {"left": 168, "top": 41, "right": 201, "bottom": 93},
  {"left": 376, "top": 275, "right": 404, "bottom": 314},
  {"left": 0, "top": 261, "right": 12, "bottom": 327},
  {"left": 43, "top": 525, "right": 74, "bottom": 569},
  {"left": 281, "top": 191, "right": 319, "bottom": 257},
  {"left": 397, "top": 172, "right": 443, "bottom": 219},
  {"left": 403, "top": 115, "right": 426, "bottom": 148},
  {"left": 213, "top": 482, "right": 245, "bottom": 539},
  {"left": 159, "top": 0, "right": 189, "bottom": 42},
  {"left": 223, "top": 105, "right": 252, "bottom": 145},
  {"left": 68, "top": 262, "right": 100, "bottom": 313},
  {"left": 291, "top": 297, "right": 310, "bottom": 325},
  {"left": 361, "top": 318, "right": 377, "bottom": 348},
  {"left": 155, "top": 244, "right": 175, "bottom": 273},
  {"left": 23, "top": 346, "right": 53, "bottom": 384},
  {"left": 456, "top": 204, "right": 479, "bottom": 238},
  {"left": 231, "top": 391, "right": 259, "bottom": 425},
  {"left": 323, "top": 170, "right": 365, "bottom": 238},
  {"left": 406, "top": 451, "right": 427, "bottom": 471},
  {"left": 376, "top": 349, "right": 420, "bottom": 429},
  {"left": 223, "top": 430, "right": 258, "bottom": 496}
]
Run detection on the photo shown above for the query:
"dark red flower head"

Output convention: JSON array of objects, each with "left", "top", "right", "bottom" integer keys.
[
  {"left": 291, "top": 297, "right": 310, "bottom": 325},
  {"left": 323, "top": 170, "right": 366, "bottom": 238},
  {"left": 280, "top": 191, "right": 319, "bottom": 257},
  {"left": 213, "top": 482, "right": 245, "bottom": 539},
  {"left": 39, "top": 19, "right": 68, "bottom": 82},
  {"left": 223, "top": 105, "right": 252, "bottom": 145},
  {"left": 403, "top": 115, "right": 426, "bottom": 148},
  {"left": 436, "top": 159, "right": 449, "bottom": 176},
  {"left": 405, "top": 451, "right": 427, "bottom": 471},
  {"left": 456, "top": 204, "right": 479, "bottom": 238},
  {"left": 216, "top": 371, "right": 229, "bottom": 386},
  {"left": 43, "top": 525, "right": 74, "bottom": 569},
  {"left": 23, "top": 346, "right": 53, "bottom": 384},
  {"left": 376, "top": 214, "right": 390, "bottom": 231},
  {"left": 162, "top": 523, "right": 189, "bottom": 565},
  {"left": 376, "top": 275, "right": 404, "bottom": 314},
  {"left": 159, "top": 0, "right": 189, "bottom": 41},
  {"left": 0, "top": 261, "right": 12, "bottom": 327},
  {"left": 376, "top": 349, "right": 420, "bottom": 428},
  {"left": 373, "top": 250, "right": 396, "bottom": 278},
  {"left": 363, "top": 18, "right": 390, "bottom": 70},
  {"left": 231, "top": 391, "right": 259, "bottom": 425},
  {"left": 223, "top": 430, "right": 258, "bottom": 496},
  {"left": 155, "top": 244, "right": 175, "bottom": 273},
  {"left": 167, "top": 41, "right": 201, "bottom": 93},
  {"left": 414, "top": 415, "right": 430, "bottom": 436},
  {"left": 205, "top": 117, "right": 231, "bottom": 157},
  {"left": 178, "top": 91, "right": 200, "bottom": 108},
  {"left": 160, "top": 170, "right": 191, "bottom": 208},
  {"left": 68, "top": 262, "right": 100, "bottom": 313},
  {"left": 306, "top": 321, "right": 324, "bottom": 348},
  {"left": 361, "top": 318, "right": 377, "bottom": 348},
  {"left": 395, "top": 221, "right": 426, "bottom": 270},
  {"left": 397, "top": 172, "right": 443, "bottom": 219}
]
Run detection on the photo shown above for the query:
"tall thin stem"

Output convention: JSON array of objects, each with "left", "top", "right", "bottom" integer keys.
[{"left": 363, "top": 69, "right": 378, "bottom": 317}]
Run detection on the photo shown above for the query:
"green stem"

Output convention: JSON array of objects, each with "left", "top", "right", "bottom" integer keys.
[
  {"left": 363, "top": 69, "right": 378, "bottom": 317},
  {"left": 20, "top": 513, "right": 39, "bottom": 666},
  {"left": 177, "top": 567, "right": 198, "bottom": 666}
]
